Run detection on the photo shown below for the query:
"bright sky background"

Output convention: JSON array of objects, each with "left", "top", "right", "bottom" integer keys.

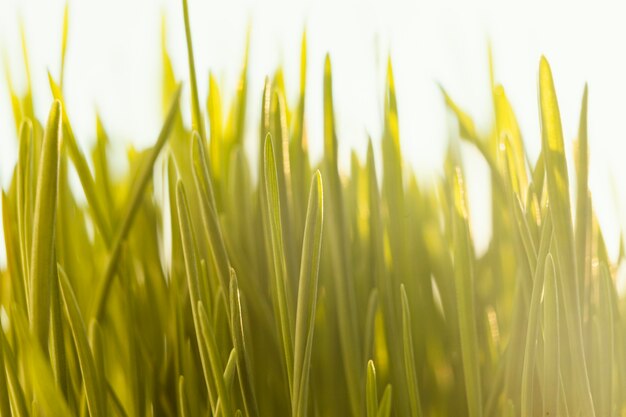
[{"left": 1, "top": 0, "right": 626, "bottom": 262}]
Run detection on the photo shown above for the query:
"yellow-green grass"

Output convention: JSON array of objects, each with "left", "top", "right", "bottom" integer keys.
[{"left": 1, "top": 2, "right": 624, "bottom": 417}]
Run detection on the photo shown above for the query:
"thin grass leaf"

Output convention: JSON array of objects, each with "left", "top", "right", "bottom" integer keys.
[
  {"left": 29, "top": 99, "right": 62, "bottom": 349},
  {"left": 12, "top": 305, "right": 72, "bottom": 417},
  {"left": 59, "top": 2, "right": 69, "bottom": 88},
  {"left": 0, "top": 326, "right": 12, "bottom": 417},
  {"left": 198, "top": 301, "right": 233, "bottom": 417},
  {"left": 229, "top": 269, "right": 260, "bottom": 417},
  {"left": 539, "top": 56, "right": 595, "bottom": 417},
  {"left": 452, "top": 168, "right": 483, "bottom": 417},
  {"left": 178, "top": 376, "right": 191, "bottom": 417},
  {"left": 47, "top": 73, "right": 112, "bottom": 244},
  {"left": 543, "top": 254, "right": 559, "bottom": 417},
  {"left": 176, "top": 180, "right": 218, "bottom": 413},
  {"left": 58, "top": 265, "right": 106, "bottom": 417},
  {"left": 366, "top": 360, "right": 378, "bottom": 417},
  {"left": 574, "top": 85, "right": 589, "bottom": 303},
  {"left": 293, "top": 170, "right": 323, "bottom": 417},
  {"left": 520, "top": 213, "right": 553, "bottom": 417},
  {"left": 191, "top": 132, "right": 231, "bottom": 291},
  {"left": 49, "top": 260, "right": 69, "bottom": 399},
  {"left": 400, "top": 284, "right": 424, "bottom": 417},
  {"left": 181, "top": 0, "right": 205, "bottom": 139},
  {"left": 264, "top": 134, "right": 295, "bottom": 391},
  {"left": 377, "top": 385, "right": 393, "bottom": 417},
  {"left": 92, "top": 85, "right": 182, "bottom": 320}
]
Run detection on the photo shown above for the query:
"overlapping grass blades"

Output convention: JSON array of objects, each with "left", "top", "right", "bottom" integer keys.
[{"left": 1, "top": 3, "right": 626, "bottom": 417}]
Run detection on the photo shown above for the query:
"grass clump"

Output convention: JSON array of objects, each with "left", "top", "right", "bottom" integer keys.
[{"left": 1, "top": 2, "right": 626, "bottom": 417}]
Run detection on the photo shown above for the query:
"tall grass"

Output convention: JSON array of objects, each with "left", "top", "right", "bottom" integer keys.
[{"left": 1, "top": 2, "right": 625, "bottom": 417}]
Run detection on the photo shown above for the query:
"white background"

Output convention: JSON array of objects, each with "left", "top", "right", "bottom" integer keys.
[{"left": 1, "top": 0, "right": 626, "bottom": 263}]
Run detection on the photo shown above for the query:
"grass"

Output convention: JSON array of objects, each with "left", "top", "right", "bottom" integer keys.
[{"left": 1, "top": 2, "right": 625, "bottom": 417}]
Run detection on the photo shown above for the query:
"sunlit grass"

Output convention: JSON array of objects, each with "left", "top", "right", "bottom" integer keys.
[{"left": 1, "top": 2, "right": 625, "bottom": 417}]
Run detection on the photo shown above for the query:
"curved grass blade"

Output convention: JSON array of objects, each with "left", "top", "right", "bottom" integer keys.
[
  {"left": 16, "top": 120, "right": 33, "bottom": 299},
  {"left": 12, "top": 305, "right": 72, "bottom": 417},
  {"left": 520, "top": 214, "right": 553, "bottom": 417},
  {"left": 198, "top": 301, "right": 233, "bottom": 417},
  {"left": 401, "top": 284, "right": 424, "bottom": 417},
  {"left": 229, "top": 270, "right": 260, "bottom": 417},
  {"left": 181, "top": 0, "right": 205, "bottom": 139},
  {"left": 191, "top": 132, "right": 231, "bottom": 292},
  {"left": 47, "top": 73, "right": 112, "bottom": 244},
  {"left": 452, "top": 168, "right": 483, "bottom": 417},
  {"left": 543, "top": 254, "right": 559, "bottom": 417},
  {"left": 178, "top": 376, "right": 191, "bottom": 417},
  {"left": 176, "top": 180, "right": 218, "bottom": 413},
  {"left": 574, "top": 85, "right": 589, "bottom": 301},
  {"left": 366, "top": 360, "right": 378, "bottom": 417},
  {"left": 92, "top": 85, "right": 182, "bottom": 320},
  {"left": 539, "top": 56, "right": 595, "bottom": 417},
  {"left": 29, "top": 100, "right": 62, "bottom": 349},
  {"left": 58, "top": 265, "right": 106, "bottom": 417},
  {"left": 0, "top": 326, "right": 11, "bottom": 417},
  {"left": 293, "top": 170, "right": 323, "bottom": 417},
  {"left": 264, "top": 133, "right": 295, "bottom": 390},
  {"left": 377, "top": 385, "right": 393, "bottom": 417},
  {"left": 59, "top": 2, "right": 69, "bottom": 88}
]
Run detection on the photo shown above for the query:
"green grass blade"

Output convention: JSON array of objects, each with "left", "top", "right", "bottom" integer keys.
[
  {"left": 574, "top": 85, "right": 589, "bottom": 301},
  {"left": 47, "top": 73, "right": 112, "bottom": 245},
  {"left": 59, "top": 2, "right": 69, "bottom": 88},
  {"left": 520, "top": 213, "right": 553, "bottom": 417},
  {"left": 92, "top": 85, "right": 182, "bottom": 320},
  {"left": 176, "top": 179, "right": 218, "bottom": 413},
  {"left": 198, "top": 301, "right": 233, "bottom": 417},
  {"left": 539, "top": 56, "right": 595, "bottom": 417},
  {"left": 0, "top": 326, "right": 12, "bottom": 417},
  {"left": 543, "top": 254, "right": 559, "bottom": 417},
  {"left": 293, "top": 170, "right": 323, "bottom": 417},
  {"left": 29, "top": 100, "right": 62, "bottom": 349},
  {"left": 377, "top": 385, "right": 393, "bottom": 417},
  {"left": 366, "top": 360, "right": 379, "bottom": 417},
  {"left": 229, "top": 269, "right": 260, "bottom": 417},
  {"left": 401, "top": 284, "right": 424, "bottom": 417},
  {"left": 264, "top": 133, "right": 295, "bottom": 391},
  {"left": 58, "top": 265, "right": 106, "bottom": 417},
  {"left": 191, "top": 132, "right": 231, "bottom": 292},
  {"left": 452, "top": 168, "right": 483, "bottom": 417},
  {"left": 181, "top": 0, "right": 205, "bottom": 139},
  {"left": 12, "top": 305, "right": 72, "bottom": 417}
]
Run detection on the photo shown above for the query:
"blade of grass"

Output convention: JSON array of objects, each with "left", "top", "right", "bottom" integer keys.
[
  {"left": 47, "top": 73, "right": 112, "bottom": 244},
  {"left": 401, "top": 284, "right": 424, "bottom": 417},
  {"left": 0, "top": 326, "right": 11, "bottom": 417},
  {"left": 543, "top": 254, "right": 559, "bottom": 417},
  {"left": 293, "top": 170, "right": 323, "bottom": 417},
  {"left": 181, "top": 0, "right": 205, "bottom": 139},
  {"left": 452, "top": 168, "right": 483, "bottom": 417},
  {"left": 92, "top": 85, "right": 182, "bottom": 320},
  {"left": 176, "top": 179, "right": 218, "bottom": 413},
  {"left": 191, "top": 132, "right": 231, "bottom": 292},
  {"left": 198, "top": 301, "right": 233, "bottom": 417},
  {"left": 574, "top": 85, "right": 589, "bottom": 305},
  {"left": 377, "top": 385, "right": 393, "bottom": 417},
  {"left": 12, "top": 305, "right": 72, "bottom": 417},
  {"left": 29, "top": 100, "right": 62, "bottom": 349},
  {"left": 520, "top": 214, "right": 553, "bottom": 417},
  {"left": 58, "top": 265, "right": 106, "bottom": 417},
  {"left": 229, "top": 269, "right": 260, "bottom": 417},
  {"left": 538, "top": 56, "right": 595, "bottom": 417},
  {"left": 366, "top": 360, "right": 379, "bottom": 417},
  {"left": 264, "top": 133, "right": 295, "bottom": 391}
]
